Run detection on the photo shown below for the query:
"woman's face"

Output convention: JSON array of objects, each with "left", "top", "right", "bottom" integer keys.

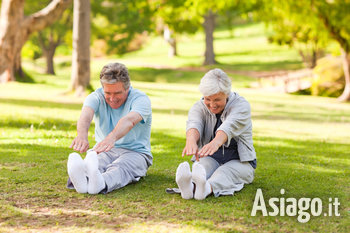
[{"left": 203, "top": 92, "right": 228, "bottom": 114}]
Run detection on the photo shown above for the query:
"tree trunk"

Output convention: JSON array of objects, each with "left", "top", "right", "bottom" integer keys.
[
  {"left": 38, "top": 30, "right": 60, "bottom": 75},
  {"left": 0, "top": 0, "right": 72, "bottom": 83},
  {"left": 70, "top": 0, "right": 90, "bottom": 96},
  {"left": 314, "top": 8, "right": 350, "bottom": 101},
  {"left": 311, "top": 50, "right": 317, "bottom": 68},
  {"left": 203, "top": 10, "right": 216, "bottom": 65},
  {"left": 0, "top": 0, "right": 24, "bottom": 83},
  {"left": 163, "top": 25, "right": 177, "bottom": 57},
  {"left": 338, "top": 48, "right": 350, "bottom": 101},
  {"left": 14, "top": 47, "right": 24, "bottom": 78},
  {"left": 44, "top": 46, "right": 57, "bottom": 75}
]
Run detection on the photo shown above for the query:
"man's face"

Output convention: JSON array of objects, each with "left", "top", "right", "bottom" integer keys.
[
  {"left": 103, "top": 82, "right": 129, "bottom": 109},
  {"left": 203, "top": 92, "right": 228, "bottom": 114}
]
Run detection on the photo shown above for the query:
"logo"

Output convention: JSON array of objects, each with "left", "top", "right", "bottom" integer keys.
[{"left": 251, "top": 189, "right": 340, "bottom": 223}]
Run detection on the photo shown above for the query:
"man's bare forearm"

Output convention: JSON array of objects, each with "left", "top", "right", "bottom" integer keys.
[
  {"left": 77, "top": 107, "right": 94, "bottom": 138},
  {"left": 109, "top": 111, "right": 141, "bottom": 141}
]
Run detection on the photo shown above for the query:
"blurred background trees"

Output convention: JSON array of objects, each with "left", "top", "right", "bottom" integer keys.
[
  {"left": 0, "top": 0, "right": 72, "bottom": 83},
  {"left": 0, "top": 0, "right": 349, "bottom": 101},
  {"left": 259, "top": 0, "right": 350, "bottom": 101}
]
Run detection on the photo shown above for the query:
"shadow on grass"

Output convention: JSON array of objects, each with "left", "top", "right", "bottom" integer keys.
[
  {"left": 0, "top": 130, "right": 348, "bottom": 232},
  {"left": 152, "top": 107, "right": 188, "bottom": 116},
  {"left": 216, "top": 48, "right": 293, "bottom": 57},
  {"left": 252, "top": 135, "right": 349, "bottom": 198},
  {"left": 129, "top": 67, "right": 205, "bottom": 83},
  {"left": 253, "top": 110, "right": 350, "bottom": 124},
  {"left": 0, "top": 98, "right": 82, "bottom": 110},
  {"left": 0, "top": 116, "right": 77, "bottom": 131},
  {"left": 215, "top": 60, "right": 303, "bottom": 72},
  {"left": 15, "top": 69, "right": 35, "bottom": 83}
]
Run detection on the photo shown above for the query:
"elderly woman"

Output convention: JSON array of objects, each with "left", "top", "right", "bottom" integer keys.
[{"left": 176, "top": 68, "right": 256, "bottom": 200}]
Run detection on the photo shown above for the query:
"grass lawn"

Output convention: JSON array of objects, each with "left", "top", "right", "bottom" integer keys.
[
  {"left": 0, "top": 62, "right": 349, "bottom": 232},
  {"left": 109, "top": 22, "right": 303, "bottom": 72},
  {"left": 1, "top": 22, "right": 349, "bottom": 232}
]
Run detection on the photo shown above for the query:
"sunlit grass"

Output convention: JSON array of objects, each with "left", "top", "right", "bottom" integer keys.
[
  {"left": 96, "top": 22, "right": 302, "bottom": 71},
  {"left": 1, "top": 66, "right": 349, "bottom": 232},
  {"left": 2, "top": 22, "right": 349, "bottom": 232}
]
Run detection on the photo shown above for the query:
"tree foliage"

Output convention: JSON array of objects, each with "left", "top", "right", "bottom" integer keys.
[
  {"left": 184, "top": 0, "right": 259, "bottom": 65},
  {"left": 154, "top": 0, "right": 200, "bottom": 34},
  {"left": 91, "top": 0, "right": 154, "bottom": 55},
  {"left": 24, "top": 0, "right": 73, "bottom": 74},
  {"left": 260, "top": 1, "right": 329, "bottom": 68},
  {"left": 0, "top": 0, "right": 72, "bottom": 83},
  {"left": 260, "top": 0, "right": 350, "bottom": 101}
]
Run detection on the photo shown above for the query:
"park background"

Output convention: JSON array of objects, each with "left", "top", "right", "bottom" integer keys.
[{"left": 0, "top": 0, "right": 349, "bottom": 232}]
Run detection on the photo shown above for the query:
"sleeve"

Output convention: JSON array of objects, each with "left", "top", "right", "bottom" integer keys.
[
  {"left": 186, "top": 102, "right": 205, "bottom": 139},
  {"left": 83, "top": 92, "right": 100, "bottom": 113},
  {"left": 217, "top": 99, "right": 252, "bottom": 147},
  {"left": 130, "top": 95, "right": 152, "bottom": 124}
]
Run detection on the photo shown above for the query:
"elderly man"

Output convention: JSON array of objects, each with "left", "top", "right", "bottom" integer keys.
[{"left": 67, "top": 62, "right": 152, "bottom": 194}]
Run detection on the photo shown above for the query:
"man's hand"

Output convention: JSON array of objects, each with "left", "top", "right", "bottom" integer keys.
[
  {"left": 70, "top": 135, "right": 89, "bottom": 153},
  {"left": 70, "top": 106, "right": 94, "bottom": 153},
  {"left": 93, "top": 134, "right": 115, "bottom": 154}
]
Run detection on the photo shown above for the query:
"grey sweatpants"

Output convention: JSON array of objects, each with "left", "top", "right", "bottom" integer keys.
[
  {"left": 66, "top": 148, "right": 152, "bottom": 193},
  {"left": 97, "top": 148, "right": 152, "bottom": 193},
  {"left": 198, "top": 157, "right": 254, "bottom": 197}
]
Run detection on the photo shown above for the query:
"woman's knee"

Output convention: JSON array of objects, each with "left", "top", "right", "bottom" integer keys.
[{"left": 198, "top": 157, "right": 220, "bottom": 179}]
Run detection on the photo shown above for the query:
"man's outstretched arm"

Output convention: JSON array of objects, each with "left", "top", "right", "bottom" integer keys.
[
  {"left": 93, "top": 111, "right": 143, "bottom": 153},
  {"left": 70, "top": 106, "right": 94, "bottom": 153}
]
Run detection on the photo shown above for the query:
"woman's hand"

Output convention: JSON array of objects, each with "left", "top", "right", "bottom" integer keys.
[
  {"left": 197, "top": 140, "right": 221, "bottom": 158},
  {"left": 182, "top": 141, "right": 199, "bottom": 161},
  {"left": 197, "top": 130, "right": 227, "bottom": 158}
]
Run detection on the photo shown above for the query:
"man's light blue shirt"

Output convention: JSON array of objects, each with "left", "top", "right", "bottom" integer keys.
[{"left": 83, "top": 86, "right": 152, "bottom": 157}]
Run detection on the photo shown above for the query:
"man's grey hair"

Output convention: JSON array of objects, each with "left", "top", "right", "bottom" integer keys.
[
  {"left": 100, "top": 63, "right": 130, "bottom": 90},
  {"left": 199, "top": 68, "right": 232, "bottom": 96}
]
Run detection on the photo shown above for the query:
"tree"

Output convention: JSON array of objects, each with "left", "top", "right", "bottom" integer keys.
[
  {"left": 70, "top": 0, "right": 90, "bottom": 95},
  {"left": 265, "top": 16, "right": 328, "bottom": 68},
  {"left": 23, "top": 1, "right": 72, "bottom": 75},
  {"left": 184, "top": 0, "right": 221, "bottom": 65},
  {"left": 260, "top": 0, "right": 350, "bottom": 101},
  {"left": 185, "top": 0, "right": 259, "bottom": 65},
  {"left": 311, "top": 0, "right": 350, "bottom": 101},
  {"left": 0, "top": 0, "right": 72, "bottom": 83},
  {"left": 91, "top": 0, "right": 154, "bottom": 55},
  {"left": 154, "top": 0, "right": 200, "bottom": 57},
  {"left": 33, "top": 7, "right": 72, "bottom": 75}
]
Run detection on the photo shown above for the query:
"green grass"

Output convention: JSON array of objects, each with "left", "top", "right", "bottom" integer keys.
[
  {"left": 0, "top": 67, "right": 349, "bottom": 232},
  {"left": 1, "top": 22, "right": 349, "bottom": 232},
  {"left": 24, "top": 22, "right": 302, "bottom": 76},
  {"left": 110, "top": 22, "right": 303, "bottom": 71}
]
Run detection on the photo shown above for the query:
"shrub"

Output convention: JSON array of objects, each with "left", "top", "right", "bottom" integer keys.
[{"left": 312, "top": 56, "right": 344, "bottom": 97}]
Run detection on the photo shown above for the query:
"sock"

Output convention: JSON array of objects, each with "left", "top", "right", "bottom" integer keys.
[
  {"left": 67, "top": 152, "right": 88, "bottom": 193},
  {"left": 175, "top": 162, "right": 194, "bottom": 199},
  {"left": 192, "top": 162, "right": 212, "bottom": 200},
  {"left": 84, "top": 151, "right": 106, "bottom": 194}
]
